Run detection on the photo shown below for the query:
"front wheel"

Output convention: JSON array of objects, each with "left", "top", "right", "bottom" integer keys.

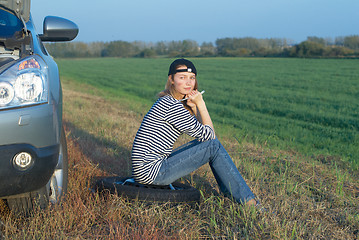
[
  {"left": 7, "top": 127, "right": 68, "bottom": 215},
  {"left": 48, "top": 127, "right": 68, "bottom": 204}
]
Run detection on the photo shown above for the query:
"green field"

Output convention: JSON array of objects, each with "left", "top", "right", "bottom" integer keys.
[{"left": 56, "top": 57, "right": 359, "bottom": 169}]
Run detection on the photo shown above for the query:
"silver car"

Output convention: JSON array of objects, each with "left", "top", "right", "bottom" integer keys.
[{"left": 0, "top": 0, "right": 78, "bottom": 214}]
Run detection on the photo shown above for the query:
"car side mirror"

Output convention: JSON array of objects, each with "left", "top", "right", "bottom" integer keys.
[{"left": 39, "top": 16, "right": 79, "bottom": 42}]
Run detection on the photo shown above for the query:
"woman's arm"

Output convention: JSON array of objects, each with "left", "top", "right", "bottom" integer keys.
[
  {"left": 187, "top": 91, "right": 215, "bottom": 136},
  {"left": 196, "top": 101, "right": 215, "bottom": 134},
  {"left": 187, "top": 104, "right": 202, "bottom": 123}
]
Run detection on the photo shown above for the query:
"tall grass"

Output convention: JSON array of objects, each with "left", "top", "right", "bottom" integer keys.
[{"left": 56, "top": 57, "right": 359, "bottom": 169}]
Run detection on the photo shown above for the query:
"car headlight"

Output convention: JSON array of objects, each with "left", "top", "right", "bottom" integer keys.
[
  {"left": 0, "top": 56, "right": 48, "bottom": 110},
  {"left": 0, "top": 82, "right": 15, "bottom": 105}
]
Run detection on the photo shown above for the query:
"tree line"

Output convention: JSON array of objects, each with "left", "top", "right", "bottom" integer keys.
[{"left": 44, "top": 35, "right": 359, "bottom": 58}]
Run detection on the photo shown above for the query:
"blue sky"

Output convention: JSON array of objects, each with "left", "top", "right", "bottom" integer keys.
[{"left": 31, "top": 0, "right": 358, "bottom": 44}]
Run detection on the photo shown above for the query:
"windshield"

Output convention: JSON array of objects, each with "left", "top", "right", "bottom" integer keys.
[{"left": 0, "top": 9, "right": 23, "bottom": 38}]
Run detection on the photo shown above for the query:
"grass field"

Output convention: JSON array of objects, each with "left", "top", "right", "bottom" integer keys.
[
  {"left": 56, "top": 57, "right": 359, "bottom": 170},
  {"left": 0, "top": 57, "right": 358, "bottom": 239}
]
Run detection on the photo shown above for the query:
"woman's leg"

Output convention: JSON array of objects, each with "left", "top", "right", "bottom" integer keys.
[{"left": 152, "top": 139, "right": 256, "bottom": 204}]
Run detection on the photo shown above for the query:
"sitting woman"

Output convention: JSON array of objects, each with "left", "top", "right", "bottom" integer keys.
[{"left": 131, "top": 58, "right": 258, "bottom": 207}]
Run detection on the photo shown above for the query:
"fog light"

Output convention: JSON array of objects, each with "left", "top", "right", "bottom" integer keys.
[{"left": 13, "top": 152, "right": 34, "bottom": 170}]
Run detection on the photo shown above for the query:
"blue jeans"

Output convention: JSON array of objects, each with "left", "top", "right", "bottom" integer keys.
[{"left": 152, "top": 139, "right": 256, "bottom": 204}]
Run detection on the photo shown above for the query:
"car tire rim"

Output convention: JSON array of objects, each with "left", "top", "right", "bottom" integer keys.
[{"left": 48, "top": 142, "right": 64, "bottom": 204}]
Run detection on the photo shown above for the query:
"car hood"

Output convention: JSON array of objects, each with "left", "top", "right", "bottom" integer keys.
[{"left": 0, "top": 0, "right": 30, "bottom": 22}]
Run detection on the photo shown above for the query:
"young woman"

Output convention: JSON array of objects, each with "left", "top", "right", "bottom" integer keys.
[{"left": 131, "top": 59, "right": 258, "bottom": 207}]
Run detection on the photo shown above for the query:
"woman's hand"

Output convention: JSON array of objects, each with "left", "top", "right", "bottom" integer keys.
[
  {"left": 186, "top": 99, "right": 197, "bottom": 110},
  {"left": 186, "top": 90, "right": 215, "bottom": 136},
  {"left": 186, "top": 90, "right": 204, "bottom": 107}
]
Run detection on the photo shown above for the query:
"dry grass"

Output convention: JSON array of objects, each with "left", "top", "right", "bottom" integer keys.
[{"left": 0, "top": 82, "right": 358, "bottom": 239}]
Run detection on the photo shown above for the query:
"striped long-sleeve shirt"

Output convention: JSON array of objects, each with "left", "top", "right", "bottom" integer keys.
[{"left": 131, "top": 94, "right": 215, "bottom": 184}]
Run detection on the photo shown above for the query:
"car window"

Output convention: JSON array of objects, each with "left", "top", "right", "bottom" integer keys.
[{"left": 0, "top": 9, "right": 23, "bottom": 38}]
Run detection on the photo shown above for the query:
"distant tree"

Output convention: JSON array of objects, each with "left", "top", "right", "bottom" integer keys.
[
  {"left": 200, "top": 42, "right": 216, "bottom": 56},
  {"left": 138, "top": 48, "right": 156, "bottom": 58},
  {"left": 44, "top": 42, "right": 67, "bottom": 57},
  {"left": 253, "top": 47, "right": 281, "bottom": 57},
  {"left": 238, "top": 37, "right": 260, "bottom": 51},
  {"left": 307, "top": 36, "right": 326, "bottom": 46},
  {"left": 73, "top": 42, "right": 90, "bottom": 57},
  {"left": 324, "top": 46, "right": 354, "bottom": 57},
  {"left": 45, "top": 42, "right": 90, "bottom": 58},
  {"left": 167, "top": 40, "right": 199, "bottom": 57},
  {"left": 266, "top": 38, "right": 283, "bottom": 48},
  {"left": 132, "top": 41, "right": 146, "bottom": 50},
  {"left": 324, "top": 37, "right": 334, "bottom": 46},
  {"left": 154, "top": 41, "right": 168, "bottom": 55},
  {"left": 216, "top": 37, "right": 262, "bottom": 56},
  {"left": 183, "top": 40, "right": 200, "bottom": 56},
  {"left": 101, "top": 41, "right": 139, "bottom": 57},
  {"left": 291, "top": 41, "right": 325, "bottom": 57},
  {"left": 44, "top": 35, "right": 359, "bottom": 59},
  {"left": 343, "top": 35, "right": 359, "bottom": 50},
  {"left": 253, "top": 38, "right": 290, "bottom": 56},
  {"left": 168, "top": 50, "right": 181, "bottom": 58},
  {"left": 237, "top": 48, "right": 251, "bottom": 56},
  {"left": 166, "top": 41, "right": 177, "bottom": 53},
  {"left": 87, "top": 41, "right": 106, "bottom": 57},
  {"left": 215, "top": 38, "right": 232, "bottom": 56},
  {"left": 334, "top": 36, "right": 344, "bottom": 47}
]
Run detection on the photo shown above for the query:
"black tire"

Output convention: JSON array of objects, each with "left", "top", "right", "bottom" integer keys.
[
  {"left": 94, "top": 176, "right": 201, "bottom": 204},
  {"left": 7, "top": 127, "right": 68, "bottom": 215},
  {"left": 6, "top": 186, "right": 49, "bottom": 216}
]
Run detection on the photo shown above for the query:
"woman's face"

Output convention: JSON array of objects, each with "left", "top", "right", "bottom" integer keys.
[{"left": 170, "top": 66, "right": 196, "bottom": 99}]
